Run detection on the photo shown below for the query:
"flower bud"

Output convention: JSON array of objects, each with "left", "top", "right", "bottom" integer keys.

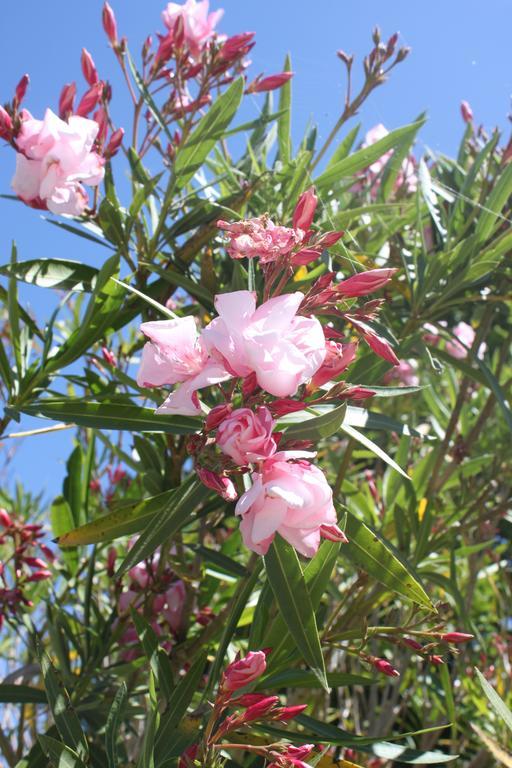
[
  {"left": 222, "top": 650, "right": 268, "bottom": 692},
  {"left": 268, "top": 399, "right": 306, "bottom": 417},
  {"left": 101, "top": 346, "right": 117, "bottom": 367},
  {"left": 372, "top": 26, "right": 381, "bottom": 45},
  {"left": 196, "top": 466, "right": 237, "bottom": 501},
  {"left": 107, "top": 547, "right": 117, "bottom": 577},
  {"left": 395, "top": 46, "right": 411, "bottom": 63},
  {"left": 0, "top": 508, "right": 13, "bottom": 528},
  {"left": 316, "top": 230, "right": 344, "bottom": 248},
  {"left": 93, "top": 108, "right": 109, "bottom": 143},
  {"left": 218, "top": 32, "right": 256, "bottom": 62},
  {"left": 0, "top": 106, "right": 13, "bottom": 140},
  {"left": 243, "top": 695, "right": 279, "bottom": 721},
  {"left": 205, "top": 403, "right": 233, "bottom": 431},
  {"left": 293, "top": 186, "right": 318, "bottom": 231},
  {"left": 429, "top": 654, "right": 444, "bottom": 665},
  {"left": 386, "top": 32, "right": 399, "bottom": 57},
  {"left": 26, "top": 570, "right": 52, "bottom": 582},
  {"left": 440, "top": 632, "right": 474, "bottom": 644},
  {"left": 246, "top": 71, "right": 293, "bottom": 94},
  {"left": 320, "top": 523, "right": 348, "bottom": 543},
  {"left": 275, "top": 703, "right": 308, "bottom": 721},
  {"left": 291, "top": 248, "right": 322, "bottom": 266},
  {"left": 15, "top": 74, "right": 30, "bottom": 105},
  {"left": 338, "top": 268, "right": 397, "bottom": 298},
  {"left": 460, "top": 100, "right": 473, "bottom": 124},
  {"left": 372, "top": 657, "right": 400, "bottom": 677},
  {"left": 337, "top": 50, "right": 353, "bottom": 67},
  {"left": 58, "top": 82, "right": 77, "bottom": 120},
  {"left": 81, "top": 48, "right": 99, "bottom": 86},
  {"left": 235, "top": 693, "right": 268, "bottom": 707},
  {"left": 403, "top": 637, "right": 423, "bottom": 651},
  {"left": 105, "top": 127, "right": 124, "bottom": 158},
  {"left": 76, "top": 83, "right": 102, "bottom": 117},
  {"left": 102, "top": 2, "right": 118, "bottom": 46}
]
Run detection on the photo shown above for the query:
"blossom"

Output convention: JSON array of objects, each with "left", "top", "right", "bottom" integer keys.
[
  {"left": 222, "top": 650, "right": 267, "bottom": 692},
  {"left": 11, "top": 108, "right": 104, "bottom": 215},
  {"left": 445, "top": 321, "right": 475, "bottom": 359},
  {"left": 235, "top": 453, "right": 340, "bottom": 557},
  {"left": 217, "top": 217, "right": 302, "bottom": 263},
  {"left": 162, "top": 0, "right": 223, "bottom": 58},
  {"left": 202, "top": 291, "right": 326, "bottom": 398},
  {"left": 383, "top": 359, "right": 419, "bottom": 387},
  {"left": 216, "top": 406, "right": 277, "bottom": 465},
  {"left": 162, "top": 580, "right": 186, "bottom": 634}
]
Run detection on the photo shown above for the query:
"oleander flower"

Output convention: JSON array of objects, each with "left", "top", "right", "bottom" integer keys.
[
  {"left": 217, "top": 217, "right": 302, "bottom": 263},
  {"left": 222, "top": 650, "right": 267, "bottom": 692},
  {"left": 162, "top": 0, "right": 223, "bottom": 57},
  {"left": 11, "top": 108, "right": 104, "bottom": 215},
  {"left": 235, "top": 452, "right": 340, "bottom": 557},
  {"left": 216, "top": 406, "right": 277, "bottom": 465},
  {"left": 202, "top": 290, "right": 326, "bottom": 398},
  {"left": 383, "top": 359, "right": 419, "bottom": 386},
  {"left": 445, "top": 321, "right": 476, "bottom": 359}
]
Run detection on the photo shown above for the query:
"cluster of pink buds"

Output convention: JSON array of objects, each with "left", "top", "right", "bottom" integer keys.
[
  {"left": 185, "top": 650, "right": 313, "bottom": 764},
  {"left": 137, "top": 188, "right": 402, "bottom": 558},
  {"left": 395, "top": 628, "right": 474, "bottom": 666},
  {"left": 89, "top": 463, "right": 130, "bottom": 502},
  {"left": 0, "top": 508, "right": 54, "bottom": 630}
]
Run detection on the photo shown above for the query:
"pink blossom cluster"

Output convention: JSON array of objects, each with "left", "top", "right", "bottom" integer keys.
[
  {"left": 354, "top": 123, "right": 418, "bottom": 198},
  {"left": 0, "top": 508, "right": 54, "bottom": 630},
  {"left": 137, "top": 191, "right": 402, "bottom": 558},
  {"left": 424, "top": 321, "right": 485, "bottom": 360}
]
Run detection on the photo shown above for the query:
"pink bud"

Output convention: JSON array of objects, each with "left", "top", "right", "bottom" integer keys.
[
  {"left": 104, "top": 127, "right": 124, "bottom": 158},
  {"left": 26, "top": 570, "right": 52, "bottom": 582},
  {"left": 430, "top": 655, "right": 444, "bottom": 666},
  {"left": 243, "top": 695, "right": 279, "bottom": 721},
  {"left": 107, "top": 547, "right": 117, "bottom": 576},
  {"left": 291, "top": 248, "right": 322, "bottom": 266},
  {"left": 246, "top": 71, "right": 293, "bottom": 94},
  {"left": 320, "top": 523, "right": 348, "bottom": 543},
  {"left": 196, "top": 466, "right": 237, "bottom": 501},
  {"left": 293, "top": 187, "right": 318, "bottom": 231},
  {"left": 235, "top": 693, "right": 268, "bottom": 707},
  {"left": 58, "top": 82, "right": 77, "bottom": 119},
  {"left": 348, "top": 317, "right": 399, "bottom": 366},
  {"left": 275, "top": 703, "right": 308, "bottom": 721},
  {"left": 0, "top": 508, "right": 13, "bottom": 528},
  {"left": 372, "top": 657, "right": 400, "bottom": 677},
  {"left": 316, "top": 230, "right": 344, "bottom": 248},
  {"left": 223, "top": 650, "right": 268, "bottom": 692},
  {"left": 89, "top": 478, "right": 101, "bottom": 493},
  {"left": 268, "top": 399, "right": 306, "bottom": 417},
  {"left": 178, "top": 745, "right": 198, "bottom": 768},
  {"left": 0, "top": 106, "right": 13, "bottom": 140},
  {"left": 23, "top": 557, "right": 47, "bottom": 569},
  {"left": 15, "top": 74, "right": 29, "bottom": 105},
  {"left": 440, "top": 632, "right": 474, "bottom": 644},
  {"left": 81, "top": 48, "right": 99, "bottom": 86},
  {"left": 338, "top": 268, "right": 397, "bottom": 298},
  {"left": 242, "top": 371, "right": 258, "bottom": 399},
  {"left": 93, "top": 108, "right": 109, "bottom": 143},
  {"left": 102, "top": 2, "right": 118, "bottom": 45},
  {"left": 340, "top": 386, "right": 376, "bottom": 400},
  {"left": 205, "top": 403, "right": 233, "bottom": 431},
  {"left": 218, "top": 32, "right": 255, "bottom": 62},
  {"left": 460, "top": 100, "right": 473, "bottom": 123},
  {"left": 76, "top": 83, "right": 102, "bottom": 117},
  {"left": 101, "top": 346, "right": 117, "bottom": 367},
  {"left": 403, "top": 638, "right": 423, "bottom": 651}
]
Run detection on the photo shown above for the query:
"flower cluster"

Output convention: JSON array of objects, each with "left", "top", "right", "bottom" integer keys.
[
  {"left": 353, "top": 123, "right": 417, "bottom": 198},
  {"left": 183, "top": 650, "right": 314, "bottom": 766},
  {"left": 137, "top": 189, "right": 401, "bottom": 557},
  {"left": 0, "top": 508, "right": 54, "bottom": 630}
]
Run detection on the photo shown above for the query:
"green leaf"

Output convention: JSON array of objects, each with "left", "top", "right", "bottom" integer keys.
[
  {"left": 474, "top": 161, "right": 512, "bottom": 245},
  {"left": 283, "top": 403, "right": 346, "bottom": 442},
  {"left": 258, "top": 670, "right": 373, "bottom": 689},
  {"left": 174, "top": 78, "right": 244, "bottom": 187},
  {"left": 315, "top": 118, "right": 425, "bottom": 191},
  {"left": 0, "top": 684, "right": 47, "bottom": 704},
  {"left": 51, "top": 496, "right": 79, "bottom": 572},
  {"left": 342, "top": 511, "right": 433, "bottom": 609},
  {"left": 139, "top": 261, "right": 214, "bottom": 309},
  {"left": 126, "top": 50, "right": 173, "bottom": 143},
  {"left": 379, "top": 113, "right": 425, "bottom": 201},
  {"left": 37, "top": 736, "right": 87, "bottom": 768},
  {"left": 475, "top": 668, "right": 512, "bottom": 733},
  {"left": 154, "top": 652, "right": 208, "bottom": 763},
  {"left": 105, "top": 683, "right": 128, "bottom": 768},
  {"left": 20, "top": 399, "right": 200, "bottom": 434},
  {"left": 131, "top": 612, "right": 174, "bottom": 703},
  {"left": 116, "top": 479, "right": 208, "bottom": 577},
  {"left": 0, "top": 258, "right": 99, "bottom": 292},
  {"left": 474, "top": 354, "right": 512, "bottom": 434},
  {"left": 277, "top": 53, "right": 292, "bottom": 164},
  {"left": 341, "top": 423, "right": 410, "bottom": 478},
  {"left": 264, "top": 536, "right": 328, "bottom": 690},
  {"left": 38, "top": 647, "right": 89, "bottom": 759}
]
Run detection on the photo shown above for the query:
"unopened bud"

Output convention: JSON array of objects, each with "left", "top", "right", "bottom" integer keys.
[
  {"left": 440, "top": 632, "right": 474, "bottom": 644},
  {"left": 460, "top": 100, "right": 473, "bottom": 124},
  {"left": 81, "top": 48, "right": 99, "bottom": 85},
  {"left": 395, "top": 46, "right": 411, "bottom": 63},
  {"left": 76, "top": 83, "right": 102, "bottom": 117},
  {"left": 196, "top": 466, "right": 237, "bottom": 501},
  {"left": 0, "top": 107, "right": 13, "bottom": 141},
  {"left": 58, "top": 82, "right": 76, "bottom": 120},
  {"left": 275, "top": 704, "right": 308, "bottom": 721},
  {"left": 243, "top": 696, "right": 279, "bottom": 721},
  {"left": 320, "top": 523, "right": 348, "bottom": 543},
  {"left": 15, "top": 74, "right": 30, "bottom": 106},
  {"left": 102, "top": 2, "right": 118, "bottom": 46},
  {"left": 105, "top": 127, "right": 124, "bottom": 158},
  {"left": 403, "top": 637, "right": 423, "bottom": 651},
  {"left": 337, "top": 50, "right": 353, "bottom": 67},
  {"left": 372, "top": 26, "right": 381, "bottom": 45},
  {"left": 386, "top": 32, "right": 399, "bottom": 56},
  {"left": 0, "top": 508, "right": 13, "bottom": 528},
  {"left": 246, "top": 72, "right": 294, "bottom": 94},
  {"left": 205, "top": 403, "right": 233, "bottom": 431},
  {"left": 372, "top": 657, "right": 400, "bottom": 677}
]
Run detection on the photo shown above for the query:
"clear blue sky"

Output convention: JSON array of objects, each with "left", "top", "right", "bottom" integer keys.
[{"left": 1, "top": 0, "right": 510, "bottom": 500}]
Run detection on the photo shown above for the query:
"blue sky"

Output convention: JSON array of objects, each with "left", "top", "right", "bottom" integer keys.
[{"left": 1, "top": 0, "right": 510, "bottom": 501}]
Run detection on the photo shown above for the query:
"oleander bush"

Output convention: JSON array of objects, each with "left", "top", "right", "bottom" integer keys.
[{"left": 0, "top": 3, "right": 511, "bottom": 767}]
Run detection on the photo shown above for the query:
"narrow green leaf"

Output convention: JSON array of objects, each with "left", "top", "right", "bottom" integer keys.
[
  {"left": 264, "top": 536, "right": 328, "bottom": 690},
  {"left": 258, "top": 670, "right": 373, "bottom": 689},
  {"left": 343, "top": 511, "right": 433, "bottom": 609},
  {"left": 283, "top": 403, "right": 346, "bottom": 442},
  {"left": 0, "top": 258, "right": 98, "bottom": 292},
  {"left": 474, "top": 161, "right": 512, "bottom": 245},
  {"left": 475, "top": 668, "right": 512, "bottom": 733},
  {"left": 37, "top": 736, "right": 87, "bottom": 768},
  {"left": 131, "top": 612, "right": 174, "bottom": 703},
  {"left": 174, "top": 78, "right": 244, "bottom": 187},
  {"left": 277, "top": 53, "right": 292, "bottom": 163},
  {"left": 0, "top": 684, "right": 47, "bottom": 704},
  {"left": 341, "top": 423, "right": 410, "bottom": 478},
  {"left": 105, "top": 683, "right": 127, "bottom": 768}
]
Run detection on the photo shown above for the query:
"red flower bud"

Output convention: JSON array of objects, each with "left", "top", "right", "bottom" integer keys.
[
  {"left": 320, "top": 523, "right": 348, "bottom": 543},
  {"left": 291, "top": 248, "right": 322, "bottom": 266},
  {"left": 15, "top": 74, "right": 30, "bottom": 106},
  {"left": 58, "top": 82, "right": 77, "bottom": 120},
  {"left": 460, "top": 100, "right": 473, "bottom": 124},
  {"left": 372, "top": 657, "right": 400, "bottom": 677},
  {"left": 347, "top": 316, "right": 400, "bottom": 366},
  {"left": 223, "top": 650, "right": 268, "bottom": 692},
  {"left": 440, "top": 632, "right": 474, "bottom": 644},
  {"left": 105, "top": 127, "right": 124, "bottom": 158},
  {"left": 76, "top": 83, "right": 102, "bottom": 117},
  {"left": 429, "top": 654, "right": 445, "bottom": 665},
  {"left": 268, "top": 399, "right": 306, "bottom": 417},
  {"left": 293, "top": 186, "right": 318, "bottom": 232},
  {"left": 218, "top": 32, "right": 255, "bottom": 62},
  {"left": 339, "top": 386, "right": 376, "bottom": 400},
  {"left": 102, "top": 2, "right": 118, "bottom": 45},
  {"left": 101, "top": 346, "right": 117, "bottom": 367},
  {"left": 235, "top": 693, "right": 268, "bottom": 707},
  {"left": 0, "top": 106, "right": 13, "bottom": 140},
  {"left": 242, "top": 371, "right": 258, "bottom": 399},
  {"left": 0, "top": 508, "right": 13, "bottom": 528},
  {"left": 243, "top": 695, "right": 279, "bottom": 721},
  {"left": 338, "top": 268, "right": 397, "bottom": 298},
  {"left": 275, "top": 703, "right": 308, "bottom": 721},
  {"left": 107, "top": 547, "right": 117, "bottom": 577},
  {"left": 246, "top": 71, "right": 294, "bottom": 94},
  {"left": 93, "top": 108, "right": 109, "bottom": 143},
  {"left": 26, "top": 570, "right": 52, "bottom": 582},
  {"left": 403, "top": 637, "right": 423, "bottom": 651},
  {"left": 205, "top": 403, "right": 233, "bottom": 431},
  {"left": 196, "top": 466, "right": 237, "bottom": 501},
  {"left": 81, "top": 48, "right": 99, "bottom": 86},
  {"left": 316, "top": 230, "right": 344, "bottom": 248}
]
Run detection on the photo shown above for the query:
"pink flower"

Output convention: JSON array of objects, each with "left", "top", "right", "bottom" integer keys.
[
  {"left": 216, "top": 406, "right": 277, "bottom": 465},
  {"left": 445, "top": 321, "right": 475, "bottom": 359},
  {"left": 357, "top": 123, "right": 417, "bottom": 196},
  {"left": 202, "top": 291, "right": 326, "bottom": 398},
  {"left": 137, "top": 316, "right": 231, "bottom": 416},
  {"left": 11, "top": 108, "right": 104, "bottom": 215},
  {"left": 309, "top": 340, "right": 357, "bottom": 389},
  {"left": 293, "top": 187, "right": 318, "bottom": 232},
  {"left": 383, "top": 359, "right": 419, "bottom": 387},
  {"left": 235, "top": 453, "right": 338, "bottom": 557},
  {"left": 222, "top": 650, "right": 267, "bottom": 692},
  {"left": 162, "top": 580, "right": 186, "bottom": 633},
  {"left": 217, "top": 217, "right": 302, "bottom": 264},
  {"left": 162, "top": 0, "right": 223, "bottom": 58},
  {"left": 268, "top": 745, "right": 315, "bottom": 768}
]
